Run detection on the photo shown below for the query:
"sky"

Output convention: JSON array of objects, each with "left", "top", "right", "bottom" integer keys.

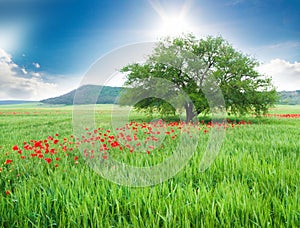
[{"left": 0, "top": 0, "right": 300, "bottom": 100}]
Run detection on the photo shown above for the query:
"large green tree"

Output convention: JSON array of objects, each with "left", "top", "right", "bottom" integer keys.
[{"left": 120, "top": 34, "right": 277, "bottom": 122}]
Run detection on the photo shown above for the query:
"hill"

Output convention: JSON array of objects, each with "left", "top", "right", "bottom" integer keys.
[
  {"left": 277, "top": 91, "right": 300, "bottom": 105},
  {"left": 40, "top": 85, "right": 300, "bottom": 106},
  {"left": 41, "top": 85, "right": 122, "bottom": 105}
]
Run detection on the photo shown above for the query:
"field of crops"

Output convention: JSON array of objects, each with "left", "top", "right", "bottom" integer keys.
[{"left": 0, "top": 103, "right": 299, "bottom": 227}]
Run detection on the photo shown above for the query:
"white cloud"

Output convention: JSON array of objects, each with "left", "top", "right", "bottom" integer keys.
[
  {"left": 31, "top": 72, "right": 41, "bottom": 77},
  {"left": 21, "top": 68, "right": 27, "bottom": 75},
  {"left": 227, "top": 0, "right": 245, "bottom": 6},
  {"left": 264, "top": 41, "right": 300, "bottom": 50},
  {"left": 33, "top": 62, "right": 40, "bottom": 68},
  {"left": 0, "top": 48, "right": 78, "bottom": 100},
  {"left": 245, "top": 41, "right": 300, "bottom": 63},
  {"left": 258, "top": 59, "right": 300, "bottom": 91}
]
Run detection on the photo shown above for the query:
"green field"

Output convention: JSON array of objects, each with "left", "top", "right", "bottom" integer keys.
[{"left": 0, "top": 104, "right": 299, "bottom": 227}]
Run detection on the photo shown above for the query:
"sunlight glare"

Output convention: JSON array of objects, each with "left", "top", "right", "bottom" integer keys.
[{"left": 0, "top": 25, "right": 25, "bottom": 52}]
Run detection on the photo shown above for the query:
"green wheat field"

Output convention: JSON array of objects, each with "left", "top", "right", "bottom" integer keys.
[{"left": 0, "top": 103, "right": 299, "bottom": 227}]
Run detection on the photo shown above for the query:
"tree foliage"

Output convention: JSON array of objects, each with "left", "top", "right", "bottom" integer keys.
[{"left": 120, "top": 34, "right": 277, "bottom": 122}]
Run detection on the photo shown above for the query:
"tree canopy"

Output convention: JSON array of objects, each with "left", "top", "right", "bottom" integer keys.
[{"left": 119, "top": 34, "right": 277, "bottom": 122}]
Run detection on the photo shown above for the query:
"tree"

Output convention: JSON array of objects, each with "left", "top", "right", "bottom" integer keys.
[{"left": 120, "top": 34, "right": 277, "bottom": 122}]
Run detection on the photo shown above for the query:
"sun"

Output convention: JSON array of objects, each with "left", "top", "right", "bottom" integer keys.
[
  {"left": 158, "top": 14, "right": 192, "bottom": 37},
  {"left": 149, "top": 0, "right": 195, "bottom": 37}
]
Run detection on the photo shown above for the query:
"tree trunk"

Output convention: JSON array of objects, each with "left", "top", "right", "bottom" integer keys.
[{"left": 185, "top": 102, "right": 195, "bottom": 123}]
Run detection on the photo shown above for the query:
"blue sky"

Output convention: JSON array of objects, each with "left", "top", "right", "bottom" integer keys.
[{"left": 0, "top": 0, "right": 300, "bottom": 100}]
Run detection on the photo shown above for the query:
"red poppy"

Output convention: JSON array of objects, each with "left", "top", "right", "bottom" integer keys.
[
  {"left": 24, "top": 144, "right": 31, "bottom": 150},
  {"left": 34, "top": 141, "right": 43, "bottom": 148},
  {"left": 148, "top": 145, "right": 155, "bottom": 150},
  {"left": 111, "top": 141, "right": 120, "bottom": 148},
  {"left": 12, "top": 145, "right": 18, "bottom": 151},
  {"left": 5, "top": 159, "right": 12, "bottom": 164},
  {"left": 48, "top": 136, "right": 53, "bottom": 140},
  {"left": 44, "top": 158, "right": 52, "bottom": 164},
  {"left": 108, "top": 135, "right": 115, "bottom": 140},
  {"left": 126, "top": 136, "right": 132, "bottom": 142}
]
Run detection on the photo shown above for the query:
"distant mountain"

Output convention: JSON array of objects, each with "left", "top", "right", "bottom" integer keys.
[
  {"left": 277, "top": 90, "right": 300, "bottom": 105},
  {"left": 41, "top": 85, "right": 122, "bottom": 105},
  {"left": 40, "top": 85, "right": 300, "bottom": 106},
  {"left": 0, "top": 100, "right": 36, "bottom": 105}
]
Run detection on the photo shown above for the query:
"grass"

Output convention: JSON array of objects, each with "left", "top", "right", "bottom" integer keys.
[
  {"left": 0, "top": 104, "right": 299, "bottom": 227},
  {"left": 269, "top": 105, "right": 300, "bottom": 114}
]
